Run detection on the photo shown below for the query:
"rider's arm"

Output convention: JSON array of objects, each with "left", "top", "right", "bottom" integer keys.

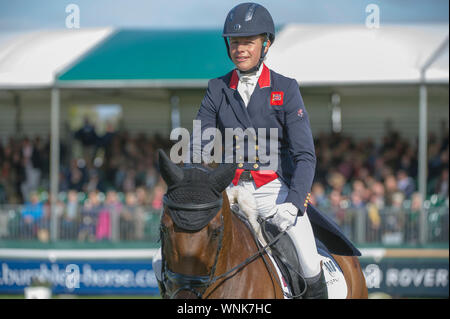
[
  {"left": 187, "top": 80, "right": 219, "bottom": 164},
  {"left": 283, "top": 79, "right": 317, "bottom": 215}
]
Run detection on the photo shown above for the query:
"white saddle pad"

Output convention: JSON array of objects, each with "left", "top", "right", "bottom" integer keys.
[
  {"left": 266, "top": 249, "right": 348, "bottom": 299},
  {"left": 320, "top": 254, "right": 348, "bottom": 299}
]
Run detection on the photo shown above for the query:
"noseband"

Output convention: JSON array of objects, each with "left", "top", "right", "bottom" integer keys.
[{"left": 161, "top": 195, "right": 225, "bottom": 299}]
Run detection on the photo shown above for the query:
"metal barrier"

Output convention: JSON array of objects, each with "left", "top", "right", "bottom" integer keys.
[
  {"left": 0, "top": 201, "right": 448, "bottom": 246},
  {"left": 0, "top": 204, "right": 161, "bottom": 243},
  {"left": 320, "top": 203, "right": 449, "bottom": 246}
]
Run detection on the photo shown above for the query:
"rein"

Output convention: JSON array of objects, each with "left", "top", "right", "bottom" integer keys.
[{"left": 161, "top": 196, "right": 290, "bottom": 299}]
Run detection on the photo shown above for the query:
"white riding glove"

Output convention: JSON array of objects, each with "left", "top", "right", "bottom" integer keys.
[{"left": 268, "top": 202, "right": 299, "bottom": 232}]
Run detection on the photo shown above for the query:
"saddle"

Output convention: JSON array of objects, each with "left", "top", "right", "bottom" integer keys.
[
  {"left": 231, "top": 203, "right": 360, "bottom": 299},
  {"left": 261, "top": 221, "right": 340, "bottom": 298},
  {"left": 261, "top": 221, "right": 305, "bottom": 298}
]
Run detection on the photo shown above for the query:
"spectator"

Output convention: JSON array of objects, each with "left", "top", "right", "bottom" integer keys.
[
  {"left": 74, "top": 117, "right": 98, "bottom": 161},
  {"left": 397, "top": 170, "right": 416, "bottom": 199},
  {"left": 327, "top": 171, "right": 347, "bottom": 194},
  {"left": 120, "top": 192, "right": 135, "bottom": 240},
  {"left": 96, "top": 190, "right": 122, "bottom": 241},
  {"left": 367, "top": 181, "right": 384, "bottom": 241},
  {"left": 78, "top": 190, "right": 101, "bottom": 242},
  {"left": 151, "top": 184, "right": 165, "bottom": 210},
  {"left": 371, "top": 181, "right": 386, "bottom": 209},
  {"left": 384, "top": 174, "right": 399, "bottom": 206},
  {"left": 96, "top": 122, "right": 116, "bottom": 158},
  {"left": 367, "top": 195, "right": 382, "bottom": 242},
  {"left": 136, "top": 186, "right": 150, "bottom": 207},
  {"left": 405, "top": 192, "right": 422, "bottom": 243},
  {"left": 68, "top": 159, "right": 85, "bottom": 191},
  {"left": 20, "top": 191, "right": 44, "bottom": 239},
  {"left": 328, "top": 190, "right": 346, "bottom": 226},
  {"left": 311, "top": 182, "right": 328, "bottom": 209},
  {"left": 120, "top": 192, "right": 145, "bottom": 240},
  {"left": 435, "top": 168, "right": 449, "bottom": 198},
  {"left": 20, "top": 138, "right": 41, "bottom": 201},
  {"left": 114, "top": 164, "right": 128, "bottom": 191},
  {"left": 144, "top": 164, "right": 158, "bottom": 189},
  {"left": 61, "top": 190, "right": 80, "bottom": 240},
  {"left": 350, "top": 191, "right": 365, "bottom": 209},
  {"left": 384, "top": 192, "right": 405, "bottom": 236},
  {"left": 351, "top": 180, "right": 367, "bottom": 200},
  {"left": 123, "top": 169, "right": 136, "bottom": 193}
]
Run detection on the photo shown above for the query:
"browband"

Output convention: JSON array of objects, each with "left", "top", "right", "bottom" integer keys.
[{"left": 163, "top": 195, "right": 223, "bottom": 211}]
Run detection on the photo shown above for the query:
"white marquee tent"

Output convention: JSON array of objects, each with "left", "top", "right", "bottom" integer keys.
[
  {"left": 266, "top": 24, "right": 449, "bottom": 85},
  {"left": 0, "top": 27, "right": 113, "bottom": 89}
]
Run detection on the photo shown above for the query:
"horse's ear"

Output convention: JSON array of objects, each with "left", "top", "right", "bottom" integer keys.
[
  {"left": 157, "top": 149, "right": 184, "bottom": 186},
  {"left": 209, "top": 163, "right": 237, "bottom": 193}
]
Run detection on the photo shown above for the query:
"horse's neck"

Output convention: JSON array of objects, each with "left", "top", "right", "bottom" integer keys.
[
  {"left": 207, "top": 201, "right": 283, "bottom": 298},
  {"left": 219, "top": 205, "right": 257, "bottom": 268},
  {"left": 217, "top": 192, "right": 262, "bottom": 270}
]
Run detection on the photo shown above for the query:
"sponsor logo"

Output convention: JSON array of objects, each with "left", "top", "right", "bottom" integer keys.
[{"left": 323, "top": 260, "right": 338, "bottom": 277}]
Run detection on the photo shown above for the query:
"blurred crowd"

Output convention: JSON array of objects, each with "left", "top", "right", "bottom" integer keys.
[
  {"left": 309, "top": 129, "right": 448, "bottom": 243},
  {"left": 0, "top": 120, "right": 448, "bottom": 242},
  {"left": 0, "top": 120, "right": 171, "bottom": 204},
  {"left": 9, "top": 189, "right": 161, "bottom": 242},
  {"left": 310, "top": 129, "right": 448, "bottom": 208}
]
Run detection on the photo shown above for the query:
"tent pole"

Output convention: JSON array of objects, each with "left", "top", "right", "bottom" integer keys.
[
  {"left": 418, "top": 81, "right": 428, "bottom": 245},
  {"left": 417, "top": 36, "right": 448, "bottom": 245},
  {"left": 50, "top": 87, "right": 60, "bottom": 242}
]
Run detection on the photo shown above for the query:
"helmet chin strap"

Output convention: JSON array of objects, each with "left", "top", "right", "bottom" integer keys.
[
  {"left": 239, "top": 37, "right": 268, "bottom": 75},
  {"left": 225, "top": 35, "right": 269, "bottom": 75}
]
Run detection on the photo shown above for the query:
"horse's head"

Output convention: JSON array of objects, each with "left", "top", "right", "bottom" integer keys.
[{"left": 157, "top": 149, "right": 236, "bottom": 298}]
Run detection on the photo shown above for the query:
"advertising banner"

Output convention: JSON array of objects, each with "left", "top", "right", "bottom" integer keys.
[
  {"left": 1, "top": 252, "right": 448, "bottom": 297},
  {"left": 360, "top": 258, "right": 449, "bottom": 298},
  {"left": 0, "top": 259, "right": 158, "bottom": 295}
]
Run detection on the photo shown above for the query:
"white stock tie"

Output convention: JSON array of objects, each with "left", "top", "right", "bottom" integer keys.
[{"left": 237, "top": 66, "right": 263, "bottom": 107}]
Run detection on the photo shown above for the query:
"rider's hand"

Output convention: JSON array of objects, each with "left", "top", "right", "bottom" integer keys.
[{"left": 268, "top": 202, "right": 298, "bottom": 231}]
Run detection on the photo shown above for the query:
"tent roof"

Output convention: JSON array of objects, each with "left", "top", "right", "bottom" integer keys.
[
  {"left": 265, "top": 23, "right": 449, "bottom": 86},
  {"left": 0, "top": 24, "right": 448, "bottom": 90},
  {"left": 0, "top": 28, "right": 113, "bottom": 89},
  {"left": 56, "top": 29, "right": 234, "bottom": 88}
]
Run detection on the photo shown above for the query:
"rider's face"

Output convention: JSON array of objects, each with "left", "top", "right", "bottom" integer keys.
[{"left": 229, "top": 35, "right": 270, "bottom": 72}]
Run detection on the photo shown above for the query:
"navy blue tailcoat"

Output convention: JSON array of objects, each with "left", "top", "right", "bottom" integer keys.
[{"left": 194, "top": 64, "right": 316, "bottom": 214}]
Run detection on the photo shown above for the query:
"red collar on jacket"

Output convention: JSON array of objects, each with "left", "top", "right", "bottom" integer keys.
[{"left": 229, "top": 63, "right": 271, "bottom": 90}]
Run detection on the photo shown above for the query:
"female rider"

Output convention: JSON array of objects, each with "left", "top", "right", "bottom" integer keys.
[{"left": 155, "top": 2, "right": 328, "bottom": 299}]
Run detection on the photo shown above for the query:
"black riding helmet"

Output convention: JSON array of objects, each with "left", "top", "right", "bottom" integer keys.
[{"left": 222, "top": 2, "right": 275, "bottom": 74}]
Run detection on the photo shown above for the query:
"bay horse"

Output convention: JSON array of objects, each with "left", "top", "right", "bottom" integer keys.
[{"left": 157, "top": 149, "right": 368, "bottom": 299}]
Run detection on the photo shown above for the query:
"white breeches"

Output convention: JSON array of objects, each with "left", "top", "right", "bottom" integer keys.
[{"left": 230, "top": 178, "right": 321, "bottom": 278}]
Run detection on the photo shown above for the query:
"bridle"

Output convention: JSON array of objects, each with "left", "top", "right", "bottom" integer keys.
[
  {"left": 161, "top": 195, "right": 225, "bottom": 299},
  {"left": 160, "top": 194, "right": 298, "bottom": 299}
]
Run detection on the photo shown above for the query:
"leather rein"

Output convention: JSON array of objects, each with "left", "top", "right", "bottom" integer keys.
[{"left": 160, "top": 195, "right": 288, "bottom": 299}]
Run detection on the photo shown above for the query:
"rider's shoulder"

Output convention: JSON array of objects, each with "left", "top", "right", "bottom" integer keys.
[
  {"left": 207, "top": 70, "right": 235, "bottom": 90},
  {"left": 269, "top": 68, "right": 299, "bottom": 90}
]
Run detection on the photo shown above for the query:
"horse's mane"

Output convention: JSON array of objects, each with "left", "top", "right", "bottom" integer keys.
[{"left": 226, "top": 186, "right": 267, "bottom": 246}]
